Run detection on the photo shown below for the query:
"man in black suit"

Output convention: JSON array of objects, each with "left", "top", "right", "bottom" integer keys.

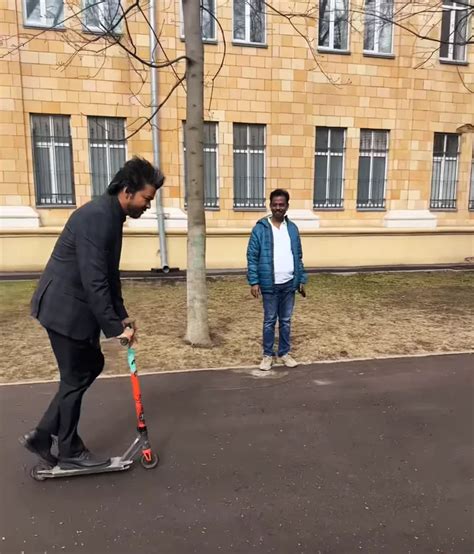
[{"left": 21, "top": 156, "right": 164, "bottom": 470}]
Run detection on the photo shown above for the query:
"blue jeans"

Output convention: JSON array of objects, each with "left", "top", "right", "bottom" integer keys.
[{"left": 262, "top": 280, "right": 295, "bottom": 357}]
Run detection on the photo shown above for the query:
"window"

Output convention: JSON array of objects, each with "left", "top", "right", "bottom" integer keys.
[
  {"left": 469, "top": 153, "right": 474, "bottom": 210},
  {"left": 180, "top": 0, "right": 216, "bottom": 41},
  {"left": 364, "top": 0, "right": 394, "bottom": 54},
  {"left": 440, "top": 1, "right": 469, "bottom": 62},
  {"left": 83, "top": 0, "right": 121, "bottom": 33},
  {"left": 357, "top": 130, "right": 388, "bottom": 209},
  {"left": 183, "top": 122, "right": 219, "bottom": 209},
  {"left": 233, "top": 124, "right": 265, "bottom": 209},
  {"left": 233, "top": 0, "right": 265, "bottom": 44},
  {"left": 24, "top": 0, "right": 63, "bottom": 28},
  {"left": 430, "top": 133, "right": 459, "bottom": 209},
  {"left": 88, "top": 117, "right": 126, "bottom": 197},
  {"left": 314, "top": 127, "right": 345, "bottom": 209},
  {"left": 31, "top": 115, "right": 75, "bottom": 206},
  {"left": 318, "top": 0, "right": 349, "bottom": 51}
]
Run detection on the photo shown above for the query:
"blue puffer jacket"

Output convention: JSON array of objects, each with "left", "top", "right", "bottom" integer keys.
[{"left": 247, "top": 216, "right": 307, "bottom": 293}]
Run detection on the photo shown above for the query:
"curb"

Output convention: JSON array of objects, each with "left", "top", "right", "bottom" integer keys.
[
  {"left": 1, "top": 349, "right": 472, "bottom": 387},
  {"left": 0, "top": 263, "right": 474, "bottom": 282}
]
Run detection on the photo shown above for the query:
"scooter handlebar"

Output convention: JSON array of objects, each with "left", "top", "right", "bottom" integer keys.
[{"left": 119, "top": 324, "right": 134, "bottom": 346}]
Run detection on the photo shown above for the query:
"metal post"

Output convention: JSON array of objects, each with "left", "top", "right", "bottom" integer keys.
[{"left": 150, "top": 0, "right": 169, "bottom": 272}]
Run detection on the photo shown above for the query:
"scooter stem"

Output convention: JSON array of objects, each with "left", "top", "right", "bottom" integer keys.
[
  {"left": 127, "top": 347, "right": 137, "bottom": 374},
  {"left": 127, "top": 348, "right": 146, "bottom": 429}
]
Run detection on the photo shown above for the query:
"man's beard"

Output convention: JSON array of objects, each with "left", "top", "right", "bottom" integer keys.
[{"left": 129, "top": 208, "right": 145, "bottom": 219}]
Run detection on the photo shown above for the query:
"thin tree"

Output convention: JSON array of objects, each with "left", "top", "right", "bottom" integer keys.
[{"left": 182, "top": 0, "right": 211, "bottom": 346}]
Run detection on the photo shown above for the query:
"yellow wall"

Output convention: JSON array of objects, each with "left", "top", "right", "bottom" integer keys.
[
  {"left": 0, "top": 0, "right": 473, "bottom": 270},
  {"left": 1, "top": 228, "right": 472, "bottom": 271},
  {"left": 0, "top": 0, "right": 153, "bottom": 216},
  {"left": 157, "top": 1, "right": 474, "bottom": 227}
]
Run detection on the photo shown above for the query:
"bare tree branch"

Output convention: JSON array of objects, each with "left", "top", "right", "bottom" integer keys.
[
  {"left": 202, "top": 4, "right": 227, "bottom": 111},
  {"left": 263, "top": 1, "right": 342, "bottom": 86},
  {"left": 2, "top": 0, "right": 188, "bottom": 69},
  {"left": 1, "top": 1, "right": 105, "bottom": 58},
  {"left": 348, "top": 2, "right": 473, "bottom": 46},
  {"left": 456, "top": 65, "right": 474, "bottom": 94},
  {"left": 124, "top": 74, "right": 186, "bottom": 141},
  {"left": 135, "top": 2, "right": 187, "bottom": 94}
]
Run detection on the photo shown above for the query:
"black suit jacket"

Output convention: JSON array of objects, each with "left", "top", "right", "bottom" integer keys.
[{"left": 31, "top": 194, "right": 128, "bottom": 340}]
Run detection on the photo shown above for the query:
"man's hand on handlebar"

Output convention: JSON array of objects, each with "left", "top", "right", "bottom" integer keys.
[
  {"left": 121, "top": 317, "right": 137, "bottom": 331},
  {"left": 117, "top": 325, "right": 136, "bottom": 347}
]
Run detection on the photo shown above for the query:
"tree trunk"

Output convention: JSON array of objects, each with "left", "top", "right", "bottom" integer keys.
[{"left": 182, "top": 0, "right": 211, "bottom": 346}]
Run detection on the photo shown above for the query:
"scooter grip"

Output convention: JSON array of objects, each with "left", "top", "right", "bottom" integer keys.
[{"left": 120, "top": 324, "right": 133, "bottom": 346}]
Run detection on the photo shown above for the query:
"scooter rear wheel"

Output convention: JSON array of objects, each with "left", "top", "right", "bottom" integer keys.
[
  {"left": 140, "top": 452, "right": 159, "bottom": 469},
  {"left": 31, "top": 465, "right": 47, "bottom": 481}
]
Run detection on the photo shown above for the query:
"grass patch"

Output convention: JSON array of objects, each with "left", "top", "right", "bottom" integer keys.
[{"left": 1, "top": 272, "right": 473, "bottom": 383}]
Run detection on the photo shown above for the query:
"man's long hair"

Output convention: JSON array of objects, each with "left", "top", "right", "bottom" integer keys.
[{"left": 107, "top": 156, "right": 165, "bottom": 196}]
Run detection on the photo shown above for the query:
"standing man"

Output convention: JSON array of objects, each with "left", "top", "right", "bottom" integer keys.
[
  {"left": 247, "top": 189, "right": 307, "bottom": 371},
  {"left": 21, "top": 157, "right": 164, "bottom": 469}
]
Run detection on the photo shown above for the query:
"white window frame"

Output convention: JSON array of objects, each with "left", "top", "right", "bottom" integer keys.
[
  {"left": 88, "top": 117, "right": 127, "bottom": 196},
  {"left": 440, "top": 1, "right": 469, "bottom": 62},
  {"left": 233, "top": 124, "right": 266, "bottom": 209},
  {"left": 203, "top": 123, "right": 220, "bottom": 208},
  {"left": 430, "top": 133, "right": 460, "bottom": 210},
  {"left": 31, "top": 115, "right": 75, "bottom": 206},
  {"left": 357, "top": 129, "right": 389, "bottom": 209},
  {"left": 232, "top": 0, "right": 266, "bottom": 45},
  {"left": 318, "top": 0, "right": 350, "bottom": 52},
  {"left": 180, "top": 0, "right": 217, "bottom": 42},
  {"left": 82, "top": 0, "right": 122, "bottom": 34},
  {"left": 35, "top": 120, "right": 67, "bottom": 202},
  {"left": 23, "top": 0, "right": 64, "bottom": 28},
  {"left": 363, "top": 0, "right": 394, "bottom": 55},
  {"left": 314, "top": 127, "right": 346, "bottom": 209},
  {"left": 183, "top": 121, "right": 220, "bottom": 209}
]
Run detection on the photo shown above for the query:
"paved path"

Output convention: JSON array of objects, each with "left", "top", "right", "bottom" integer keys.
[{"left": 0, "top": 354, "right": 472, "bottom": 553}]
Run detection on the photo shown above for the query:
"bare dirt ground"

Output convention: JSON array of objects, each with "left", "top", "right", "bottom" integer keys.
[{"left": 1, "top": 271, "right": 473, "bottom": 383}]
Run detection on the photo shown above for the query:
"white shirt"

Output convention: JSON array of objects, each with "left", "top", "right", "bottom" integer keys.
[{"left": 270, "top": 217, "right": 294, "bottom": 284}]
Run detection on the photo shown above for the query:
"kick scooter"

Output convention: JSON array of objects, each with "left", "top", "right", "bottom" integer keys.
[{"left": 30, "top": 342, "right": 159, "bottom": 481}]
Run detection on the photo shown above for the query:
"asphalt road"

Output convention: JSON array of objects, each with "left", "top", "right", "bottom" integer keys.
[{"left": 0, "top": 353, "right": 472, "bottom": 554}]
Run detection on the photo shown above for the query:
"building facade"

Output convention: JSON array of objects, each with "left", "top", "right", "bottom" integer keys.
[{"left": 0, "top": 0, "right": 473, "bottom": 271}]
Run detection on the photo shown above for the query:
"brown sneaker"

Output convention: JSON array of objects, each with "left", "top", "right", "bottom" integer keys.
[
  {"left": 281, "top": 354, "right": 298, "bottom": 368},
  {"left": 259, "top": 356, "right": 273, "bottom": 371}
]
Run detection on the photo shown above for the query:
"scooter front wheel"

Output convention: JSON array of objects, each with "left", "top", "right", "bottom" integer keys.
[
  {"left": 140, "top": 452, "right": 159, "bottom": 469},
  {"left": 31, "top": 465, "right": 47, "bottom": 481}
]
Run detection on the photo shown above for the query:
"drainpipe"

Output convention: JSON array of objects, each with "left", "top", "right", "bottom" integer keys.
[{"left": 150, "top": 0, "right": 169, "bottom": 272}]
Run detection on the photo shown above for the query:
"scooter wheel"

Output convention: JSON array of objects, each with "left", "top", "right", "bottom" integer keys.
[
  {"left": 31, "top": 466, "right": 47, "bottom": 481},
  {"left": 140, "top": 452, "right": 159, "bottom": 469}
]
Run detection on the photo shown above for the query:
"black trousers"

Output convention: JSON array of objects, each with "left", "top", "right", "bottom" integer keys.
[{"left": 37, "top": 329, "right": 104, "bottom": 458}]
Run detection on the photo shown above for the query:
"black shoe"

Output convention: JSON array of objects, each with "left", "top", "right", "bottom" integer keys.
[
  {"left": 59, "top": 450, "right": 110, "bottom": 470},
  {"left": 19, "top": 429, "right": 57, "bottom": 466}
]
